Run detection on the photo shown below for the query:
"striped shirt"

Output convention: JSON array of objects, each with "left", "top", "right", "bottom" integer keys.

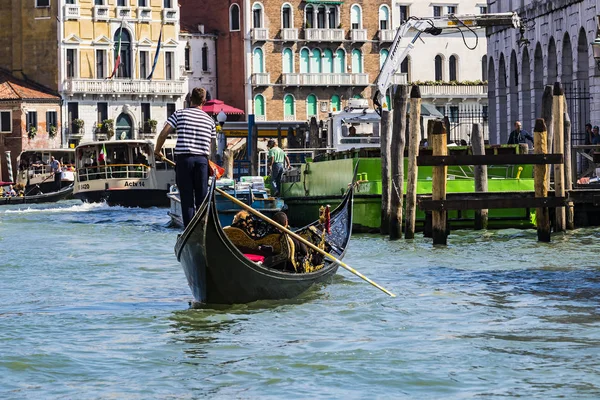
[{"left": 167, "top": 108, "right": 216, "bottom": 156}]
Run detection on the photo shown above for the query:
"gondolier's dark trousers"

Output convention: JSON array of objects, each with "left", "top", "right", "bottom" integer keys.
[
  {"left": 176, "top": 154, "right": 209, "bottom": 228},
  {"left": 54, "top": 170, "right": 62, "bottom": 190}
]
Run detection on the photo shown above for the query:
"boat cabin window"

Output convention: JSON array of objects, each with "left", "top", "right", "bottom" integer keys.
[{"left": 339, "top": 122, "right": 380, "bottom": 145}]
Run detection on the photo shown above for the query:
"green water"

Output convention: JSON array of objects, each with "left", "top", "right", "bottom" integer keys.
[{"left": 1, "top": 200, "right": 599, "bottom": 398}]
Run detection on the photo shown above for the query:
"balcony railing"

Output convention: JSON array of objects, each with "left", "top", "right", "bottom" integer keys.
[
  {"left": 305, "top": 28, "right": 344, "bottom": 42},
  {"left": 116, "top": 6, "right": 132, "bottom": 19},
  {"left": 391, "top": 73, "right": 408, "bottom": 85},
  {"left": 418, "top": 85, "right": 487, "bottom": 98},
  {"left": 251, "top": 73, "right": 270, "bottom": 86},
  {"left": 93, "top": 5, "right": 109, "bottom": 21},
  {"left": 64, "top": 4, "right": 80, "bottom": 19},
  {"left": 379, "top": 29, "right": 395, "bottom": 42},
  {"left": 282, "top": 73, "right": 369, "bottom": 86},
  {"left": 162, "top": 8, "right": 178, "bottom": 24},
  {"left": 284, "top": 115, "right": 296, "bottom": 121},
  {"left": 281, "top": 28, "right": 298, "bottom": 41},
  {"left": 138, "top": 7, "right": 152, "bottom": 22},
  {"left": 351, "top": 29, "right": 368, "bottom": 42},
  {"left": 63, "top": 79, "right": 187, "bottom": 96},
  {"left": 255, "top": 115, "right": 266, "bottom": 122},
  {"left": 252, "top": 28, "right": 269, "bottom": 41}
]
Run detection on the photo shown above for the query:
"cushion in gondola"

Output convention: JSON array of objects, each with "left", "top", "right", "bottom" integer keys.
[{"left": 243, "top": 254, "right": 265, "bottom": 263}]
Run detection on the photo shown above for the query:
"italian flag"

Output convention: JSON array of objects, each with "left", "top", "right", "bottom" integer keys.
[
  {"left": 109, "top": 18, "right": 125, "bottom": 79},
  {"left": 98, "top": 143, "right": 107, "bottom": 164}
]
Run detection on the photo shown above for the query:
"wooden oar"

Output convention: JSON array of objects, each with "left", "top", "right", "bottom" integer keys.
[
  {"left": 24, "top": 172, "right": 55, "bottom": 196},
  {"left": 157, "top": 155, "right": 395, "bottom": 297}
]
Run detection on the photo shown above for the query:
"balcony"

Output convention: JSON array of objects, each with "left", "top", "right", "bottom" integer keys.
[
  {"left": 252, "top": 28, "right": 269, "bottom": 41},
  {"left": 93, "top": 5, "right": 109, "bottom": 21},
  {"left": 418, "top": 84, "right": 487, "bottom": 98},
  {"left": 391, "top": 73, "right": 408, "bottom": 85},
  {"left": 63, "top": 4, "right": 80, "bottom": 20},
  {"left": 379, "top": 29, "right": 395, "bottom": 42},
  {"left": 282, "top": 73, "right": 369, "bottom": 86},
  {"left": 251, "top": 73, "right": 270, "bottom": 86},
  {"left": 284, "top": 115, "right": 296, "bottom": 121},
  {"left": 350, "top": 29, "right": 368, "bottom": 42},
  {"left": 255, "top": 115, "right": 266, "bottom": 122},
  {"left": 162, "top": 8, "right": 178, "bottom": 24},
  {"left": 305, "top": 28, "right": 344, "bottom": 42},
  {"left": 116, "top": 6, "right": 132, "bottom": 19},
  {"left": 137, "top": 7, "right": 152, "bottom": 22},
  {"left": 63, "top": 79, "right": 187, "bottom": 97},
  {"left": 281, "top": 28, "right": 298, "bottom": 41}
]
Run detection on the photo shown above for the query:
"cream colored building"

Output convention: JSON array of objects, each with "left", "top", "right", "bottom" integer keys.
[
  {"left": 180, "top": 25, "right": 218, "bottom": 102},
  {"left": 59, "top": 0, "right": 187, "bottom": 145}
]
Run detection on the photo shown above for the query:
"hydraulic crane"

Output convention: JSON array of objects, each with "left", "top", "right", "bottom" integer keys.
[{"left": 373, "top": 12, "right": 529, "bottom": 114}]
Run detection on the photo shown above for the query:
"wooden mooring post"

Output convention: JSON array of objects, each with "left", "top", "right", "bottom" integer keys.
[
  {"left": 534, "top": 118, "right": 551, "bottom": 242},
  {"left": 390, "top": 85, "right": 408, "bottom": 240},
  {"left": 405, "top": 85, "right": 421, "bottom": 239},
  {"left": 552, "top": 82, "right": 566, "bottom": 232},
  {"left": 471, "top": 123, "right": 488, "bottom": 230},
  {"left": 380, "top": 107, "right": 392, "bottom": 235},
  {"left": 563, "top": 96, "right": 575, "bottom": 230},
  {"left": 541, "top": 85, "right": 554, "bottom": 188},
  {"left": 431, "top": 120, "right": 448, "bottom": 245}
]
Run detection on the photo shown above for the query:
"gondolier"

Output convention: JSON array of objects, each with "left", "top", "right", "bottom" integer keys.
[
  {"left": 50, "top": 156, "right": 61, "bottom": 190},
  {"left": 155, "top": 87, "right": 216, "bottom": 228}
]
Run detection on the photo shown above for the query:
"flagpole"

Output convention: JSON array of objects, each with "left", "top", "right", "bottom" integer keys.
[
  {"left": 147, "top": 22, "right": 163, "bottom": 80},
  {"left": 110, "top": 15, "right": 126, "bottom": 79}
]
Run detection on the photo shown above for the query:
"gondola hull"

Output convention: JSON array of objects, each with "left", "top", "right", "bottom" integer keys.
[
  {"left": 175, "top": 184, "right": 353, "bottom": 304},
  {"left": 0, "top": 184, "right": 74, "bottom": 205}
]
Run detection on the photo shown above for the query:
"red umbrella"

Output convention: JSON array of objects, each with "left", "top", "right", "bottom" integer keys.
[{"left": 202, "top": 99, "right": 244, "bottom": 115}]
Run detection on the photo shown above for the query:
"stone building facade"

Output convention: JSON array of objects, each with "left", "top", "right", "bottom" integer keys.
[
  {"left": 487, "top": 0, "right": 599, "bottom": 144},
  {"left": 180, "top": 25, "right": 218, "bottom": 104}
]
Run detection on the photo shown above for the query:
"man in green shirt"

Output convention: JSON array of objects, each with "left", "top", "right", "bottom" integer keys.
[{"left": 267, "top": 139, "right": 290, "bottom": 197}]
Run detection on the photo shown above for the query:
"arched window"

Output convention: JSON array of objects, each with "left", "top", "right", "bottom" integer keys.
[
  {"left": 284, "top": 94, "right": 295, "bottom": 118},
  {"left": 434, "top": 55, "right": 443, "bottom": 81},
  {"left": 311, "top": 49, "right": 322, "bottom": 73},
  {"left": 282, "top": 48, "right": 293, "bottom": 74},
  {"left": 230, "top": 4, "right": 240, "bottom": 31},
  {"left": 254, "top": 94, "right": 265, "bottom": 117},
  {"left": 331, "top": 94, "right": 341, "bottom": 112},
  {"left": 300, "top": 48, "right": 310, "bottom": 73},
  {"left": 323, "top": 49, "right": 334, "bottom": 73},
  {"left": 351, "top": 5, "right": 361, "bottom": 29},
  {"left": 449, "top": 55, "right": 457, "bottom": 81},
  {"left": 317, "top": 5, "right": 326, "bottom": 29},
  {"left": 253, "top": 48, "right": 264, "bottom": 73},
  {"left": 114, "top": 28, "right": 131, "bottom": 78},
  {"left": 307, "top": 94, "right": 317, "bottom": 117},
  {"left": 305, "top": 5, "right": 314, "bottom": 28},
  {"left": 328, "top": 6, "right": 337, "bottom": 28},
  {"left": 334, "top": 49, "right": 345, "bottom": 73},
  {"left": 252, "top": 3, "right": 263, "bottom": 28},
  {"left": 400, "top": 57, "right": 410, "bottom": 82},
  {"left": 282, "top": 4, "right": 292, "bottom": 29},
  {"left": 379, "top": 5, "right": 390, "bottom": 30},
  {"left": 351, "top": 49, "right": 362, "bottom": 73},
  {"left": 379, "top": 49, "right": 389, "bottom": 69}
]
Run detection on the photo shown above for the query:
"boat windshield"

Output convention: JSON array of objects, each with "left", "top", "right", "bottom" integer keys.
[
  {"left": 338, "top": 121, "right": 380, "bottom": 145},
  {"left": 75, "top": 142, "right": 152, "bottom": 181},
  {"left": 18, "top": 150, "right": 76, "bottom": 172}
]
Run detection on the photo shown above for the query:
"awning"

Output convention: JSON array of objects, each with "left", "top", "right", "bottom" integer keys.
[
  {"left": 305, "top": 0, "right": 344, "bottom": 4},
  {"left": 406, "top": 103, "right": 445, "bottom": 118}
]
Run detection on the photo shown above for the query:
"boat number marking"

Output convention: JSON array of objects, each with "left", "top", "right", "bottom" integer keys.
[
  {"left": 124, "top": 181, "right": 145, "bottom": 187},
  {"left": 79, "top": 183, "right": 90, "bottom": 190}
]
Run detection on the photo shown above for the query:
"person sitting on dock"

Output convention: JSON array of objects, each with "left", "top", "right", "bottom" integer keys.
[
  {"left": 592, "top": 126, "right": 600, "bottom": 145},
  {"left": 507, "top": 121, "right": 534, "bottom": 146}
]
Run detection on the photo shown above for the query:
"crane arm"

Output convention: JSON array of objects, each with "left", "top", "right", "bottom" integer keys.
[{"left": 374, "top": 12, "right": 524, "bottom": 114}]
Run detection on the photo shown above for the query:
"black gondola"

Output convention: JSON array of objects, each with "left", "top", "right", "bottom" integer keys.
[
  {"left": 0, "top": 184, "right": 74, "bottom": 206},
  {"left": 174, "top": 182, "right": 354, "bottom": 305}
]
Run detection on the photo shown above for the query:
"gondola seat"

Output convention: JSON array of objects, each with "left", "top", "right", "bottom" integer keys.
[{"left": 223, "top": 226, "right": 296, "bottom": 270}]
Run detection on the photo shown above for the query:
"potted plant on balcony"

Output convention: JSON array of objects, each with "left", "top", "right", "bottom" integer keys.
[
  {"left": 27, "top": 126, "right": 37, "bottom": 140},
  {"left": 48, "top": 125, "right": 57, "bottom": 139},
  {"left": 144, "top": 119, "right": 157, "bottom": 134},
  {"left": 102, "top": 119, "right": 115, "bottom": 139},
  {"left": 73, "top": 118, "right": 85, "bottom": 134}
]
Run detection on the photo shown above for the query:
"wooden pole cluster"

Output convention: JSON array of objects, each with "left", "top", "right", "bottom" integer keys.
[
  {"left": 471, "top": 123, "right": 488, "bottom": 230},
  {"left": 431, "top": 120, "right": 448, "bottom": 245},
  {"left": 534, "top": 118, "right": 551, "bottom": 242},
  {"left": 563, "top": 95, "right": 575, "bottom": 230},
  {"left": 389, "top": 85, "right": 408, "bottom": 240},
  {"left": 405, "top": 85, "right": 421, "bottom": 239},
  {"left": 380, "top": 107, "right": 392, "bottom": 235},
  {"left": 552, "top": 82, "right": 566, "bottom": 232},
  {"left": 541, "top": 85, "right": 554, "bottom": 188}
]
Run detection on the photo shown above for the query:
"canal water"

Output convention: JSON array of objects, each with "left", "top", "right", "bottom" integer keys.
[{"left": 1, "top": 200, "right": 599, "bottom": 399}]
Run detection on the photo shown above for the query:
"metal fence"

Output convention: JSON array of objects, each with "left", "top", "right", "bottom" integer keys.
[{"left": 564, "top": 83, "right": 591, "bottom": 176}]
